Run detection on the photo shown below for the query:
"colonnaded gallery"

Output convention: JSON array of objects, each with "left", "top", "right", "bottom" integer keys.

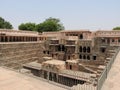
[{"left": 0, "top": 29, "right": 120, "bottom": 90}]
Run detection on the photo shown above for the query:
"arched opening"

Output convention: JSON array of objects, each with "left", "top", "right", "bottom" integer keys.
[
  {"left": 87, "top": 47, "right": 90, "bottom": 53},
  {"left": 101, "top": 38, "right": 105, "bottom": 43},
  {"left": 112, "top": 39, "right": 115, "bottom": 42},
  {"left": 87, "top": 55, "right": 90, "bottom": 60},
  {"left": 68, "top": 56, "right": 70, "bottom": 60},
  {"left": 9, "top": 36, "right": 12, "bottom": 42},
  {"left": 49, "top": 72, "right": 52, "bottom": 81},
  {"left": 47, "top": 51, "right": 49, "bottom": 54},
  {"left": 43, "top": 51, "right": 46, "bottom": 54},
  {"left": 53, "top": 73, "right": 57, "bottom": 82},
  {"left": 93, "top": 55, "right": 96, "bottom": 60},
  {"left": 1, "top": 36, "right": 4, "bottom": 42},
  {"left": 61, "top": 45, "right": 65, "bottom": 51},
  {"left": 118, "top": 39, "right": 120, "bottom": 42},
  {"left": 100, "top": 48, "right": 106, "bottom": 53},
  {"left": 5, "top": 36, "right": 7, "bottom": 42},
  {"left": 79, "top": 46, "right": 82, "bottom": 52},
  {"left": 52, "top": 54, "right": 54, "bottom": 57},
  {"left": 83, "top": 47, "right": 86, "bottom": 53},
  {"left": 79, "top": 34, "right": 83, "bottom": 39},
  {"left": 58, "top": 45, "right": 61, "bottom": 51},
  {"left": 79, "top": 81, "right": 85, "bottom": 84},
  {"left": 44, "top": 71, "right": 47, "bottom": 79},
  {"left": 79, "top": 55, "right": 82, "bottom": 59},
  {"left": 13, "top": 36, "right": 16, "bottom": 42},
  {"left": 83, "top": 55, "right": 86, "bottom": 59},
  {"left": 70, "top": 65, "right": 72, "bottom": 70},
  {"left": 107, "top": 38, "right": 110, "bottom": 44}
]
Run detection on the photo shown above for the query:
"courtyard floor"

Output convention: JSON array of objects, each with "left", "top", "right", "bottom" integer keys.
[
  {"left": 102, "top": 50, "right": 120, "bottom": 90},
  {"left": 0, "top": 67, "right": 66, "bottom": 90}
]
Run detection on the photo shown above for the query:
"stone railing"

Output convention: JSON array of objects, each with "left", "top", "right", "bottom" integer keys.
[
  {"left": 0, "top": 29, "right": 38, "bottom": 36},
  {"left": 97, "top": 47, "right": 120, "bottom": 90}
]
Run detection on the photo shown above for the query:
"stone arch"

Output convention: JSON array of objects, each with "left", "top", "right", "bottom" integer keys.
[
  {"left": 13, "top": 36, "right": 16, "bottom": 42},
  {"left": 9, "top": 36, "right": 12, "bottom": 42},
  {"left": 5, "top": 36, "right": 7, "bottom": 42},
  {"left": 58, "top": 45, "right": 61, "bottom": 51},
  {"left": 61, "top": 45, "right": 65, "bottom": 51},
  {"left": 43, "top": 51, "right": 46, "bottom": 54},
  {"left": 79, "top": 54, "right": 82, "bottom": 59},
  {"left": 93, "top": 55, "right": 96, "bottom": 60},
  {"left": 70, "top": 65, "right": 72, "bottom": 70},
  {"left": 68, "top": 55, "right": 70, "bottom": 60},
  {"left": 83, "top": 55, "right": 86, "bottom": 59},
  {"left": 87, "top": 47, "right": 90, "bottom": 53},
  {"left": 79, "top": 46, "right": 82, "bottom": 52},
  {"left": 87, "top": 55, "right": 90, "bottom": 60},
  {"left": 83, "top": 47, "right": 86, "bottom": 53},
  {"left": 79, "top": 34, "right": 83, "bottom": 39},
  {"left": 1, "top": 36, "right": 4, "bottom": 42},
  {"left": 47, "top": 51, "right": 49, "bottom": 54},
  {"left": 101, "top": 48, "right": 105, "bottom": 53}
]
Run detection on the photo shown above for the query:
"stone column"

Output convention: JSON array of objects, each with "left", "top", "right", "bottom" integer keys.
[
  {"left": 11, "top": 36, "right": 13, "bottom": 42},
  {"left": 56, "top": 74, "right": 58, "bottom": 83},
  {"left": 47, "top": 71, "right": 49, "bottom": 81},
  {"left": 21, "top": 36, "right": 23, "bottom": 42},
  {"left": 110, "top": 38, "right": 112, "bottom": 45},
  {"left": 0, "top": 35, "right": 1, "bottom": 42},
  {"left": 30, "top": 37, "right": 31, "bottom": 41},
  {"left": 116, "top": 38, "right": 118, "bottom": 45},
  {"left": 32, "top": 37, "right": 33, "bottom": 41},
  {"left": 15, "top": 36, "right": 17, "bottom": 42},
  {"left": 26, "top": 37, "right": 28, "bottom": 42},
  {"left": 3, "top": 36, "right": 5, "bottom": 42},
  {"left": 7, "top": 36, "right": 10, "bottom": 42},
  {"left": 24, "top": 37, "right": 26, "bottom": 42},
  {"left": 12, "top": 36, "right": 14, "bottom": 42},
  {"left": 28, "top": 37, "right": 30, "bottom": 41},
  {"left": 19, "top": 36, "right": 21, "bottom": 41}
]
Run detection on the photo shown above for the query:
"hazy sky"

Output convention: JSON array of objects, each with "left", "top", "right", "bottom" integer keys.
[{"left": 0, "top": 0, "right": 120, "bottom": 30}]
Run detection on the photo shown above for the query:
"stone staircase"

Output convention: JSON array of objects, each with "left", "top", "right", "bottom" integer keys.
[{"left": 0, "top": 42, "right": 45, "bottom": 69}]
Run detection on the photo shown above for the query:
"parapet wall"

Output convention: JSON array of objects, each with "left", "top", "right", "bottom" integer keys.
[{"left": 0, "top": 42, "right": 45, "bottom": 69}]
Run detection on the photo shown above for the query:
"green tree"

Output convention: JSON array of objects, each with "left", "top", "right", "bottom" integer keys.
[
  {"left": 0, "top": 17, "right": 13, "bottom": 29},
  {"left": 113, "top": 27, "right": 120, "bottom": 30},
  {"left": 18, "top": 23, "right": 36, "bottom": 31},
  {"left": 35, "top": 17, "right": 64, "bottom": 32}
]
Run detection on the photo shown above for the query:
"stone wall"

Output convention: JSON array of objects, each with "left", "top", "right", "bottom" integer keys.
[{"left": 0, "top": 42, "right": 45, "bottom": 69}]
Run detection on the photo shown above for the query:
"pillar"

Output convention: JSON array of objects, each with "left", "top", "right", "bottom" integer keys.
[
  {"left": 7, "top": 36, "right": 10, "bottom": 42},
  {"left": 23, "top": 37, "right": 26, "bottom": 42},
  {"left": 15, "top": 36, "right": 17, "bottom": 42},
  {"left": 116, "top": 38, "right": 118, "bottom": 45},
  {"left": 47, "top": 71, "right": 49, "bottom": 81},
  {"left": 3, "top": 36, "right": 5, "bottom": 42},
  {"left": 0, "top": 35, "right": 1, "bottom": 42}
]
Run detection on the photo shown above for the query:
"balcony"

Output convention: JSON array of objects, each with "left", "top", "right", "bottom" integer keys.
[
  {"left": 49, "top": 40, "right": 59, "bottom": 45},
  {"left": 65, "top": 40, "right": 76, "bottom": 46}
]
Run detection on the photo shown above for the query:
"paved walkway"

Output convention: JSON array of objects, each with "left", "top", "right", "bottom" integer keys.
[
  {"left": 0, "top": 67, "right": 66, "bottom": 90},
  {"left": 102, "top": 50, "right": 120, "bottom": 90}
]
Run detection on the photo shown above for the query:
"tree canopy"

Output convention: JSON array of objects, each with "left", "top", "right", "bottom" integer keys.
[
  {"left": 18, "top": 17, "right": 64, "bottom": 32},
  {"left": 0, "top": 17, "right": 13, "bottom": 29},
  {"left": 36, "top": 17, "right": 64, "bottom": 32},
  {"left": 18, "top": 23, "right": 36, "bottom": 31},
  {"left": 113, "top": 27, "right": 120, "bottom": 30}
]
